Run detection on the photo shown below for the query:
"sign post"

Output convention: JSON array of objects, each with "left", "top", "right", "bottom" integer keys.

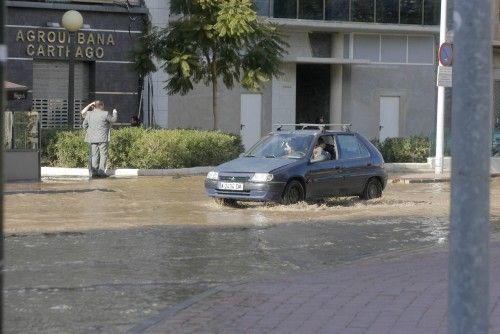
[{"left": 434, "top": 0, "right": 449, "bottom": 175}]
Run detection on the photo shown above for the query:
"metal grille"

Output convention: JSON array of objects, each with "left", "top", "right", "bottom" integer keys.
[
  {"left": 32, "top": 59, "right": 89, "bottom": 129},
  {"left": 34, "top": 98, "right": 86, "bottom": 129},
  {"left": 219, "top": 175, "right": 250, "bottom": 182}
]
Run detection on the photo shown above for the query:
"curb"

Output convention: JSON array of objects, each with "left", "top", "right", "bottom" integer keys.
[
  {"left": 42, "top": 164, "right": 434, "bottom": 179},
  {"left": 40, "top": 166, "right": 500, "bottom": 183},
  {"left": 41, "top": 166, "right": 213, "bottom": 179}
]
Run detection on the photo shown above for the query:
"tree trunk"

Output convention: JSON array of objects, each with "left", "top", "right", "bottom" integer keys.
[{"left": 211, "top": 61, "right": 218, "bottom": 130}]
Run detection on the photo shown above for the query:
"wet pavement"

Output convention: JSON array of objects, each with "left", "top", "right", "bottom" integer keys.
[
  {"left": 4, "top": 177, "right": 500, "bottom": 333},
  {"left": 133, "top": 239, "right": 500, "bottom": 334}
]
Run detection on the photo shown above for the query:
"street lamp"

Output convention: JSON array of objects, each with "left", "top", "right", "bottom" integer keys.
[{"left": 62, "top": 10, "right": 83, "bottom": 128}]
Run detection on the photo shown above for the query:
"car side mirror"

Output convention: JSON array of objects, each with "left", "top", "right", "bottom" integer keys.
[{"left": 239, "top": 153, "right": 245, "bottom": 157}]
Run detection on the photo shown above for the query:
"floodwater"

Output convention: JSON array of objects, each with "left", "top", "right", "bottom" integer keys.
[{"left": 4, "top": 176, "right": 500, "bottom": 333}]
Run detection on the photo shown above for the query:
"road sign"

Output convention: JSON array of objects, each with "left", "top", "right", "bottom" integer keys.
[
  {"left": 437, "top": 66, "right": 452, "bottom": 87},
  {"left": 438, "top": 42, "right": 453, "bottom": 66}
]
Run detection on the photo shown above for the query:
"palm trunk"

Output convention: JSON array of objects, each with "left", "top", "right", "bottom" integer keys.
[
  {"left": 211, "top": 61, "right": 218, "bottom": 130},
  {"left": 212, "top": 76, "right": 218, "bottom": 130}
]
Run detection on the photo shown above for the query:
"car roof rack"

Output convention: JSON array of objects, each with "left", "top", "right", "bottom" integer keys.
[{"left": 274, "top": 123, "right": 352, "bottom": 132}]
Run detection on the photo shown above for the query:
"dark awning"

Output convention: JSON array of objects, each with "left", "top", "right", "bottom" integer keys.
[{"left": 4, "top": 81, "right": 28, "bottom": 100}]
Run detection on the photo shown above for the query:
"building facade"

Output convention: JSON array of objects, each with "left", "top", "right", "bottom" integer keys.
[
  {"left": 156, "top": 0, "right": 500, "bottom": 152},
  {"left": 6, "top": 0, "right": 148, "bottom": 128},
  {"left": 10, "top": 0, "right": 498, "bottom": 150}
]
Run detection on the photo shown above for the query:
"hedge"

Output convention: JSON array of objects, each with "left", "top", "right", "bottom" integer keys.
[
  {"left": 372, "top": 136, "right": 431, "bottom": 163},
  {"left": 42, "top": 128, "right": 244, "bottom": 168}
]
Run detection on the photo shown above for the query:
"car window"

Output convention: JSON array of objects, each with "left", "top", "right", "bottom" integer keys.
[
  {"left": 336, "top": 134, "right": 370, "bottom": 159},
  {"left": 245, "top": 133, "right": 314, "bottom": 159},
  {"left": 319, "top": 135, "right": 337, "bottom": 160}
]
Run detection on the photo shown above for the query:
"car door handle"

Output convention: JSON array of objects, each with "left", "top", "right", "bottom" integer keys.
[
  {"left": 367, "top": 163, "right": 372, "bottom": 167},
  {"left": 335, "top": 166, "right": 341, "bottom": 170}
]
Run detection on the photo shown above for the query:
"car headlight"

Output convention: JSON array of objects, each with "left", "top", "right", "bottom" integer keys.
[
  {"left": 207, "top": 171, "right": 219, "bottom": 180},
  {"left": 250, "top": 173, "right": 273, "bottom": 182}
]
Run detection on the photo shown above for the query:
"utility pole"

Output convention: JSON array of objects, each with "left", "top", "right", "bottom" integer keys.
[
  {"left": 435, "top": 0, "right": 447, "bottom": 174},
  {"left": 0, "top": 0, "right": 5, "bottom": 330},
  {"left": 448, "top": 0, "right": 492, "bottom": 332}
]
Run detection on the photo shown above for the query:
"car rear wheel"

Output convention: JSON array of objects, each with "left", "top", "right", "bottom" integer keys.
[
  {"left": 214, "top": 198, "right": 237, "bottom": 206},
  {"left": 360, "top": 178, "right": 382, "bottom": 200},
  {"left": 282, "top": 180, "right": 305, "bottom": 205}
]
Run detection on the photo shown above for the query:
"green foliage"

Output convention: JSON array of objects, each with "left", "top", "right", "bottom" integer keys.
[
  {"left": 137, "top": 0, "right": 288, "bottom": 129},
  {"left": 42, "top": 128, "right": 243, "bottom": 169},
  {"left": 40, "top": 129, "right": 59, "bottom": 166},
  {"left": 373, "top": 136, "right": 431, "bottom": 163},
  {"left": 49, "top": 130, "right": 88, "bottom": 168},
  {"left": 214, "top": 0, "right": 257, "bottom": 37},
  {"left": 108, "top": 127, "right": 145, "bottom": 168}
]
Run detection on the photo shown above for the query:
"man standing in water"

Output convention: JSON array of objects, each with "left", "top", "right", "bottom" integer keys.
[{"left": 81, "top": 100, "right": 118, "bottom": 178}]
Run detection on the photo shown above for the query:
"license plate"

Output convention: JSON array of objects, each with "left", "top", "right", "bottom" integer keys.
[{"left": 219, "top": 182, "right": 244, "bottom": 191}]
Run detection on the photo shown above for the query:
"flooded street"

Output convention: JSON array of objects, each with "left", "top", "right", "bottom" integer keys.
[{"left": 4, "top": 177, "right": 500, "bottom": 333}]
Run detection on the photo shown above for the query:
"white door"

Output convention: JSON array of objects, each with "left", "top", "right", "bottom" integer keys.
[
  {"left": 240, "top": 94, "right": 262, "bottom": 151},
  {"left": 379, "top": 96, "right": 400, "bottom": 141}
]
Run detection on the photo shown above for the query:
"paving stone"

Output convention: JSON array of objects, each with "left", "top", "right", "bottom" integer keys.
[{"left": 134, "top": 241, "right": 500, "bottom": 334}]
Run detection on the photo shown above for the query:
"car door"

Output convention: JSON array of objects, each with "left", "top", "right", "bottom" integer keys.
[
  {"left": 305, "top": 135, "right": 343, "bottom": 198},
  {"left": 336, "top": 134, "right": 372, "bottom": 195}
]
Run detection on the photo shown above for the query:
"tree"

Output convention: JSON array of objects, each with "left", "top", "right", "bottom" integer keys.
[{"left": 139, "top": 0, "right": 288, "bottom": 130}]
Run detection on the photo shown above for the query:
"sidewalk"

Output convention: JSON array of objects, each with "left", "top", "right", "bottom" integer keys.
[{"left": 129, "top": 240, "right": 500, "bottom": 334}]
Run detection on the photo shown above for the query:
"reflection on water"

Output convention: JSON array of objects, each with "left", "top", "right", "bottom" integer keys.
[
  {"left": 4, "top": 176, "right": 500, "bottom": 333},
  {"left": 5, "top": 216, "right": 458, "bottom": 333}
]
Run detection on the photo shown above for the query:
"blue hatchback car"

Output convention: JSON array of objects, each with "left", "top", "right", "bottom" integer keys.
[{"left": 205, "top": 124, "right": 387, "bottom": 205}]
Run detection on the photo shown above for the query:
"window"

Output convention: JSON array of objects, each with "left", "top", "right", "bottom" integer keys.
[
  {"left": 376, "top": 0, "right": 399, "bottom": 23},
  {"left": 337, "top": 134, "right": 370, "bottom": 159},
  {"left": 254, "top": 0, "right": 271, "bottom": 16},
  {"left": 325, "top": 0, "right": 350, "bottom": 21},
  {"left": 353, "top": 34, "right": 380, "bottom": 62},
  {"left": 274, "top": 0, "right": 297, "bottom": 18},
  {"left": 408, "top": 35, "right": 434, "bottom": 63},
  {"left": 423, "top": 0, "right": 440, "bottom": 25},
  {"left": 381, "top": 35, "right": 406, "bottom": 63},
  {"left": 299, "top": 0, "right": 323, "bottom": 19},
  {"left": 400, "top": 0, "right": 423, "bottom": 24},
  {"left": 352, "top": 0, "right": 374, "bottom": 22},
  {"left": 268, "top": 0, "right": 436, "bottom": 26},
  {"left": 352, "top": 33, "right": 435, "bottom": 64}
]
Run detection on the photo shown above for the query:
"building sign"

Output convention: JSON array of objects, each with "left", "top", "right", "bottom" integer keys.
[{"left": 15, "top": 29, "right": 116, "bottom": 60}]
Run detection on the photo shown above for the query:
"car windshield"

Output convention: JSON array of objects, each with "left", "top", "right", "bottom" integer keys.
[{"left": 245, "top": 133, "right": 314, "bottom": 159}]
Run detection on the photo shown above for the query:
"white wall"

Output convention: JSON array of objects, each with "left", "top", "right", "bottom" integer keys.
[
  {"left": 143, "top": 0, "right": 170, "bottom": 128},
  {"left": 271, "top": 63, "right": 296, "bottom": 126}
]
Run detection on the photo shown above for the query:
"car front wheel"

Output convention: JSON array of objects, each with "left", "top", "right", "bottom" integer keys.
[
  {"left": 360, "top": 178, "right": 382, "bottom": 200},
  {"left": 282, "top": 180, "right": 305, "bottom": 205}
]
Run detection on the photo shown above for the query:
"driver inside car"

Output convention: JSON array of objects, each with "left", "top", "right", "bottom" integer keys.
[{"left": 312, "top": 137, "right": 332, "bottom": 162}]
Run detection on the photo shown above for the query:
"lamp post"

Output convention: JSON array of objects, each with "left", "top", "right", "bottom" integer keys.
[{"left": 62, "top": 10, "right": 83, "bottom": 129}]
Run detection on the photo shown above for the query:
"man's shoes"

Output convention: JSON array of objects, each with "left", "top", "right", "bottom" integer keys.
[{"left": 91, "top": 173, "right": 108, "bottom": 178}]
